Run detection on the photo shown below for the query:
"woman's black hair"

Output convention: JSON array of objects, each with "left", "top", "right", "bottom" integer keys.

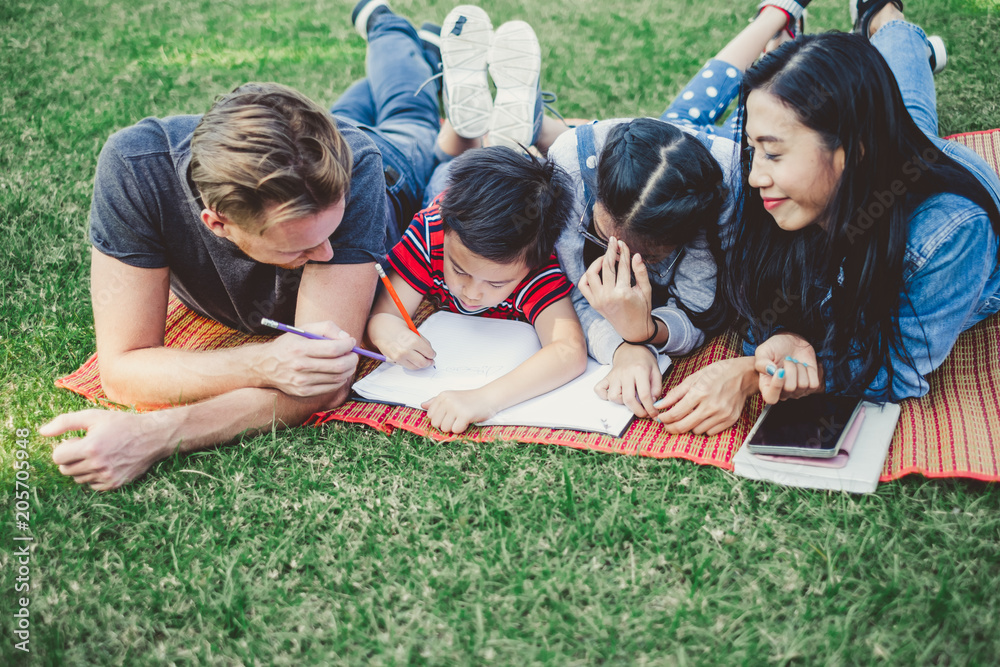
[
  {"left": 439, "top": 146, "right": 573, "bottom": 270},
  {"left": 596, "top": 117, "right": 730, "bottom": 334},
  {"left": 724, "top": 32, "right": 1000, "bottom": 397}
]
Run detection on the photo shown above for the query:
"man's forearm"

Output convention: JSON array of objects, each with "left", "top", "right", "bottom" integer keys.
[
  {"left": 43, "top": 379, "right": 352, "bottom": 492},
  {"left": 145, "top": 384, "right": 349, "bottom": 459},
  {"left": 100, "top": 343, "right": 273, "bottom": 407}
]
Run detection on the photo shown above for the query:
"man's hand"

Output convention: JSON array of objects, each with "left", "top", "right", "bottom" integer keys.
[
  {"left": 252, "top": 321, "right": 359, "bottom": 397},
  {"left": 595, "top": 343, "right": 662, "bottom": 418},
  {"left": 40, "top": 410, "right": 178, "bottom": 491},
  {"left": 577, "top": 237, "right": 657, "bottom": 343}
]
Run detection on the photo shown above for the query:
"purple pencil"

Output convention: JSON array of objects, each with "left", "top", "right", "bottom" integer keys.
[{"left": 260, "top": 318, "right": 391, "bottom": 364}]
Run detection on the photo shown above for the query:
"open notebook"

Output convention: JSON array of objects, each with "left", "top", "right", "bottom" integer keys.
[{"left": 352, "top": 311, "right": 671, "bottom": 437}]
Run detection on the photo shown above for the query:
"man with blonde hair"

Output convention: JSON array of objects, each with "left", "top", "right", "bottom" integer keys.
[{"left": 41, "top": 3, "right": 443, "bottom": 490}]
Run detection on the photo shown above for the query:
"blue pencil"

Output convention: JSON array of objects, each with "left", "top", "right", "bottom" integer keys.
[{"left": 260, "top": 318, "right": 391, "bottom": 364}]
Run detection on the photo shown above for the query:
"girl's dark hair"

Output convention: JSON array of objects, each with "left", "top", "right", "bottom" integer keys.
[
  {"left": 724, "top": 32, "right": 1000, "bottom": 396},
  {"left": 597, "top": 118, "right": 730, "bottom": 333},
  {"left": 439, "top": 146, "right": 573, "bottom": 269}
]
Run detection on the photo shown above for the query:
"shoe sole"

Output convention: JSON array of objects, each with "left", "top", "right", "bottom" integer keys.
[
  {"left": 441, "top": 5, "right": 494, "bottom": 139},
  {"left": 488, "top": 21, "right": 541, "bottom": 151}
]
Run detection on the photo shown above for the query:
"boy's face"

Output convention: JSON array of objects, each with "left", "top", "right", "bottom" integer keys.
[{"left": 442, "top": 231, "right": 531, "bottom": 312}]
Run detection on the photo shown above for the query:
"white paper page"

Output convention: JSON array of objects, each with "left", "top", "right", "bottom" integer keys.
[
  {"left": 481, "top": 360, "right": 630, "bottom": 434},
  {"left": 483, "top": 356, "right": 671, "bottom": 435},
  {"left": 353, "top": 312, "right": 541, "bottom": 408},
  {"left": 352, "top": 311, "right": 672, "bottom": 436}
]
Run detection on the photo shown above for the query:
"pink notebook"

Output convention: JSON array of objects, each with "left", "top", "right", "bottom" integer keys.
[{"left": 752, "top": 407, "right": 867, "bottom": 469}]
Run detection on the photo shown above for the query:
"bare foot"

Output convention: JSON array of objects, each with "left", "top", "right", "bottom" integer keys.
[
  {"left": 868, "top": 3, "right": 904, "bottom": 38},
  {"left": 436, "top": 119, "right": 483, "bottom": 158},
  {"left": 764, "top": 28, "right": 794, "bottom": 54}
]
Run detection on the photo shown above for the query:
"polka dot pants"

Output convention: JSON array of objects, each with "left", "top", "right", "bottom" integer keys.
[{"left": 660, "top": 58, "right": 742, "bottom": 139}]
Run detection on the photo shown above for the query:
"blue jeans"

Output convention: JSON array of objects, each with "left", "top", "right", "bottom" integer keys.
[
  {"left": 331, "top": 14, "right": 440, "bottom": 248},
  {"left": 874, "top": 21, "right": 1000, "bottom": 206}
]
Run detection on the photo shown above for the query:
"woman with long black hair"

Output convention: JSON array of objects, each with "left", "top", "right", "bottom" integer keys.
[{"left": 655, "top": 0, "right": 1000, "bottom": 435}]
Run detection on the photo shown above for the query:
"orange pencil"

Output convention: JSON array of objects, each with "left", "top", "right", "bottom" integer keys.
[{"left": 375, "top": 262, "right": 419, "bottom": 335}]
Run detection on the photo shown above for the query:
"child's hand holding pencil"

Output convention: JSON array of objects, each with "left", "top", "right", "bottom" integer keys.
[
  {"left": 367, "top": 262, "right": 437, "bottom": 369},
  {"left": 366, "top": 312, "right": 437, "bottom": 369}
]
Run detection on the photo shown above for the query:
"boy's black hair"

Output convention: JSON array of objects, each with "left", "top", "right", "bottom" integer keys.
[{"left": 438, "top": 146, "right": 573, "bottom": 269}]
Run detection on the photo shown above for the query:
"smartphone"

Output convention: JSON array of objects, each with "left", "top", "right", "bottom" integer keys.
[{"left": 745, "top": 395, "right": 864, "bottom": 458}]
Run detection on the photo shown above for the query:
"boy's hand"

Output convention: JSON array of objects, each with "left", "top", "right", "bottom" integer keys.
[
  {"left": 421, "top": 389, "right": 497, "bottom": 434},
  {"left": 595, "top": 343, "right": 662, "bottom": 418},
  {"left": 578, "top": 237, "right": 656, "bottom": 342},
  {"left": 367, "top": 313, "right": 436, "bottom": 369}
]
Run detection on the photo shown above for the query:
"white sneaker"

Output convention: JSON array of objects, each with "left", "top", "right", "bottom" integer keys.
[
  {"left": 487, "top": 20, "right": 541, "bottom": 151},
  {"left": 927, "top": 34, "right": 947, "bottom": 74},
  {"left": 440, "top": 5, "right": 494, "bottom": 139}
]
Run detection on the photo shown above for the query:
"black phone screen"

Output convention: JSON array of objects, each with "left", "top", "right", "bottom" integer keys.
[{"left": 748, "top": 395, "right": 862, "bottom": 451}]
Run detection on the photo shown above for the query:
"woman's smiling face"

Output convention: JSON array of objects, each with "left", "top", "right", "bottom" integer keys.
[{"left": 745, "top": 89, "right": 846, "bottom": 231}]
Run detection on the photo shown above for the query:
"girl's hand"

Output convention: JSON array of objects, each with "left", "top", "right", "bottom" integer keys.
[
  {"left": 421, "top": 389, "right": 497, "bottom": 434},
  {"left": 655, "top": 357, "right": 758, "bottom": 435},
  {"left": 753, "top": 333, "right": 823, "bottom": 404},
  {"left": 578, "top": 237, "right": 657, "bottom": 343},
  {"left": 594, "top": 343, "right": 662, "bottom": 417}
]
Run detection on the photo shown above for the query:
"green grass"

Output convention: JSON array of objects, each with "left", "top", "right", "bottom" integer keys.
[{"left": 3, "top": 0, "right": 1000, "bottom": 664}]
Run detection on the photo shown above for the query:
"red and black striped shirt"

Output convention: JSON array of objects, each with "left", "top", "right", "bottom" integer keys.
[{"left": 386, "top": 196, "right": 572, "bottom": 325}]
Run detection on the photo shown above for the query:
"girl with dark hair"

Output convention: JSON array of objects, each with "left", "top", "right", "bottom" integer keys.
[
  {"left": 546, "top": 4, "right": 806, "bottom": 418},
  {"left": 655, "top": 1, "right": 1000, "bottom": 435}
]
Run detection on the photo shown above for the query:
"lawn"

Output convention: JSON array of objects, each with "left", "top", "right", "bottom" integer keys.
[{"left": 2, "top": 0, "right": 1000, "bottom": 664}]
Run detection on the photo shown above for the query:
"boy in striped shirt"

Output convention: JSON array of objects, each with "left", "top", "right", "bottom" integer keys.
[{"left": 366, "top": 147, "right": 588, "bottom": 433}]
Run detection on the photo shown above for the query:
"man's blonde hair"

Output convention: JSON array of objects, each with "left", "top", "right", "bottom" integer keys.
[{"left": 191, "top": 82, "right": 352, "bottom": 234}]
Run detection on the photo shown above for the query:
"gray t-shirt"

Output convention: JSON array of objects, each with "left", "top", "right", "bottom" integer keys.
[{"left": 89, "top": 114, "right": 387, "bottom": 334}]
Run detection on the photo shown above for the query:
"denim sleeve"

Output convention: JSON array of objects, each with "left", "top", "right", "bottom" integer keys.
[
  {"left": 744, "top": 204, "right": 996, "bottom": 400},
  {"left": 833, "top": 205, "right": 998, "bottom": 400},
  {"left": 877, "top": 209, "right": 997, "bottom": 400}
]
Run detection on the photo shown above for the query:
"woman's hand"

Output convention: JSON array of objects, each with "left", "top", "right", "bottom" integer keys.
[
  {"left": 753, "top": 332, "right": 823, "bottom": 404},
  {"left": 594, "top": 343, "right": 662, "bottom": 417},
  {"left": 655, "top": 357, "right": 758, "bottom": 435},
  {"left": 578, "top": 237, "right": 657, "bottom": 343}
]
